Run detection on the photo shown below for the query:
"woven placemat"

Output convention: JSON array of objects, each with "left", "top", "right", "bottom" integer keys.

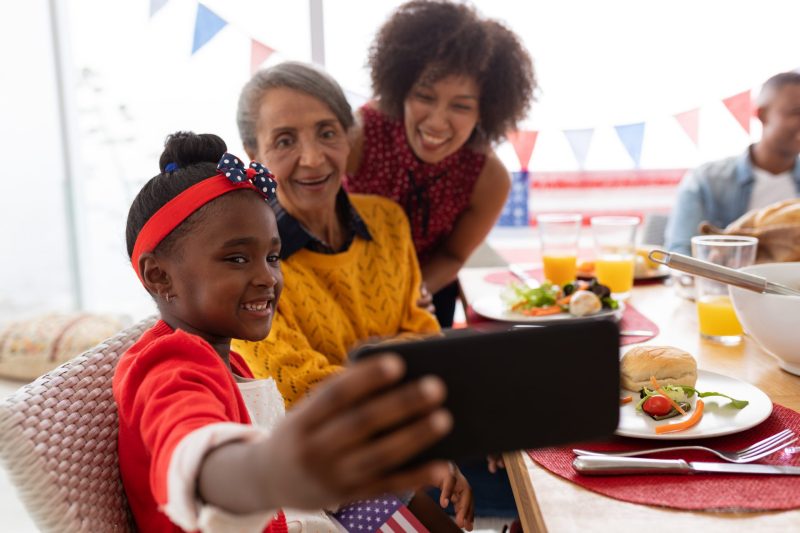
[{"left": 527, "top": 403, "right": 800, "bottom": 511}]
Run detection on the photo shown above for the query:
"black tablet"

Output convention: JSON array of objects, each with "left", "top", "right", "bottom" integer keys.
[{"left": 350, "top": 320, "right": 620, "bottom": 465}]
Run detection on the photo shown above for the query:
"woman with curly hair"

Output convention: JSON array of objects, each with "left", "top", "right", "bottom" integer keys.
[{"left": 347, "top": 0, "right": 537, "bottom": 328}]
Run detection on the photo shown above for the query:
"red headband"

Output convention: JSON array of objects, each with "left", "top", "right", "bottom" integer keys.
[{"left": 131, "top": 154, "right": 277, "bottom": 284}]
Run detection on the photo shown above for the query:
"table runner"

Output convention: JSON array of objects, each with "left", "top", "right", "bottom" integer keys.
[{"left": 527, "top": 403, "right": 800, "bottom": 511}]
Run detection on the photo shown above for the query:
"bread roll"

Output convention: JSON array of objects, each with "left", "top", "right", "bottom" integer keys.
[
  {"left": 620, "top": 345, "right": 697, "bottom": 391},
  {"left": 729, "top": 199, "right": 800, "bottom": 230},
  {"left": 760, "top": 199, "right": 800, "bottom": 226}
]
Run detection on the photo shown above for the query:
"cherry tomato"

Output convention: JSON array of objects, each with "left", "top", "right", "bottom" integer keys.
[{"left": 642, "top": 395, "right": 672, "bottom": 416}]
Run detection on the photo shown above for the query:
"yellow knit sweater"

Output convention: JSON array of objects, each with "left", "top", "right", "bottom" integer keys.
[{"left": 233, "top": 194, "right": 440, "bottom": 406}]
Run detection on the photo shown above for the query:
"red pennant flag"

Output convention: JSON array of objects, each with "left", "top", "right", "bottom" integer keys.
[
  {"left": 723, "top": 90, "right": 752, "bottom": 134},
  {"left": 674, "top": 108, "right": 699, "bottom": 147},
  {"left": 251, "top": 39, "right": 274, "bottom": 74},
  {"left": 506, "top": 130, "right": 538, "bottom": 171}
]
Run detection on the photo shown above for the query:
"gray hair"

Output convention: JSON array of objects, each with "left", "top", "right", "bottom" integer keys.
[{"left": 237, "top": 61, "right": 354, "bottom": 153}]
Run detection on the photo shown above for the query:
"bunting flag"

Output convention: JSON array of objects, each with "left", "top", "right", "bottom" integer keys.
[
  {"left": 155, "top": 3, "right": 763, "bottom": 172},
  {"left": 192, "top": 3, "right": 228, "bottom": 54},
  {"left": 723, "top": 90, "right": 752, "bottom": 134},
  {"left": 674, "top": 108, "right": 699, "bottom": 146},
  {"left": 563, "top": 128, "right": 594, "bottom": 169},
  {"left": 250, "top": 39, "right": 274, "bottom": 74},
  {"left": 614, "top": 122, "right": 645, "bottom": 168},
  {"left": 506, "top": 130, "right": 538, "bottom": 171},
  {"left": 149, "top": 0, "right": 169, "bottom": 17}
]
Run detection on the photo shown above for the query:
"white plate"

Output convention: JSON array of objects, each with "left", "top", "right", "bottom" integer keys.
[
  {"left": 635, "top": 264, "right": 671, "bottom": 281},
  {"left": 616, "top": 369, "right": 773, "bottom": 440},
  {"left": 471, "top": 295, "right": 623, "bottom": 324},
  {"left": 577, "top": 264, "right": 671, "bottom": 281}
]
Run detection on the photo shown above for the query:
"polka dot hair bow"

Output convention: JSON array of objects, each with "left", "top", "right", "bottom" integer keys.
[{"left": 216, "top": 152, "right": 277, "bottom": 201}]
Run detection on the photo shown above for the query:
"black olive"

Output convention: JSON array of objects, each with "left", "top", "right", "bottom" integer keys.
[
  {"left": 590, "top": 283, "right": 611, "bottom": 299},
  {"left": 562, "top": 283, "right": 575, "bottom": 296}
]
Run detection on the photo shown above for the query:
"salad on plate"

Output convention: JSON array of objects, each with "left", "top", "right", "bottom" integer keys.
[{"left": 501, "top": 279, "right": 619, "bottom": 318}]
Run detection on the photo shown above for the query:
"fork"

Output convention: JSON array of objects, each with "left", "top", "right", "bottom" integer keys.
[{"left": 573, "top": 429, "right": 797, "bottom": 464}]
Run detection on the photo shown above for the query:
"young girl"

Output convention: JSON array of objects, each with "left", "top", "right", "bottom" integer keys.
[{"left": 114, "top": 131, "right": 458, "bottom": 532}]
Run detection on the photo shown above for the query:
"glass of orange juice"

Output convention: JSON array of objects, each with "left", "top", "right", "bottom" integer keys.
[
  {"left": 590, "top": 216, "right": 640, "bottom": 300},
  {"left": 691, "top": 235, "right": 758, "bottom": 345},
  {"left": 536, "top": 214, "right": 582, "bottom": 287}
]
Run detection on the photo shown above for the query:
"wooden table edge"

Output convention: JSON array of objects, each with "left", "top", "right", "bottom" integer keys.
[{"left": 503, "top": 451, "right": 548, "bottom": 533}]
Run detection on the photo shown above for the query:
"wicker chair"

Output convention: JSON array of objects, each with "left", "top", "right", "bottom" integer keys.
[{"left": 0, "top": 316, "right": 156, "bottom": 533}]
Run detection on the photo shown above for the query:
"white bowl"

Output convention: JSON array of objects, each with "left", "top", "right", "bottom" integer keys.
[{"left": 729, "top": 262, "right": 800, "bottom": 375}]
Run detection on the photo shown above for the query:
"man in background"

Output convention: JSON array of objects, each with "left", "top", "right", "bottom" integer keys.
[{"left": 665, "top": 71, "right": 800, "bottom": 254}]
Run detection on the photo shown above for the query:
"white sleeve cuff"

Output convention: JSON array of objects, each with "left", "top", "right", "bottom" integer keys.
[{"left": 161, "top": 422, "right": 278, "bottom": 533}]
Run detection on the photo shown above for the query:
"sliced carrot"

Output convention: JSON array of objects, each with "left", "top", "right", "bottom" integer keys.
[
  {"left": 655, "top": 399, "right": 705, "bottom": 434},
  {"left": 519, "top": 305, "right": 563, "bottom": 316},
  {"left": 556, "top": 294, "right": 573, "bottom": 306},
  {"left": 650, "top": 376, "right": 687, "bottom": 416},
  {"left": 620, "top": 396, "right": 633, "bottom": 404}
]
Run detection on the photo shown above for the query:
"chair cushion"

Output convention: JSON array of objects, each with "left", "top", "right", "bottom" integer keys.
[{"left": 0, "top": 313, "right": 126, "bottom": 381}]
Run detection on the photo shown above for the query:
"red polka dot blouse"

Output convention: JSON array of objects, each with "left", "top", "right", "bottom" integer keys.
[{"left": 346, "top": 105, "right": 486, "bottom": 264}]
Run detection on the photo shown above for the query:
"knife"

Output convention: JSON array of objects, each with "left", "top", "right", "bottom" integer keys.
[
  {"left": 573, "top": 455, "right": 800, "bottom": 475},
  {"left": 508, "top": 264, "right": 539, "bottom": 288}
]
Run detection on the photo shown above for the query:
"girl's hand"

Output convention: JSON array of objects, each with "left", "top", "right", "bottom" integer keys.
[
  {"left": 417, "top": 282, "right": 436, "bottom": 314},
  {"left": 256, "top": 354, "right": 452, "bottom": 510},
  {"left": 438, "top": 462, "right": 474, "bottom": 530},
  {"left": 487, "top": 454, "right": 506, "bottom": 473}
]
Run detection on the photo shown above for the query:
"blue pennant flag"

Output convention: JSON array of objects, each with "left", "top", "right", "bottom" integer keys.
[
  {"left": 192, "top": 4, "right": 228, "bottom": 54},
  {"left": 149, "top": 0, "right": 168, "bottom": 17},
  {"left": 563, "top": 128, "right": 594, "bottom": 169},
  {"left": 614, "top": 122, "right": 645, "bottom": 168}
]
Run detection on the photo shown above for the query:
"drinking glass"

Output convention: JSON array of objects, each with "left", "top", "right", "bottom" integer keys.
[
  {"left": 691, "top": 235, "right": 758, "bottom": 345},
  {"left": 536, "top": 213, "right": 582, "bottom": 287},
  {"left": 590, "top": 216, "right": 640, "bottom": 300}
]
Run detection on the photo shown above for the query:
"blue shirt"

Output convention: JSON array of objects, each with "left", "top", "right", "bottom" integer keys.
[{"left": 664, "top": 146, "right": 800, "bottom": 255}]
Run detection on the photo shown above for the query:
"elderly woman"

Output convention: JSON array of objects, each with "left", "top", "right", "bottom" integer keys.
[
  {"left": 232, "top": 61, "right": 440, "bottom": 404},
  {"left": 347, "top": 0, "right": 537, "bottom": 327},
  {"left": 232, "top": 61, "right": 473, "bottom": 531}
]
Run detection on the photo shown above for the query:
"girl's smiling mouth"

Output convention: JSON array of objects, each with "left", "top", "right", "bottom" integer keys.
[{"left": 241, "top": 299, "right": 274, "bottom": 316}]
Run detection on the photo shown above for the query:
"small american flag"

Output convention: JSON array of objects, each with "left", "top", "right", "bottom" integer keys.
[{"left": 330, "top": 495, "right": 429, "bottom": 533}]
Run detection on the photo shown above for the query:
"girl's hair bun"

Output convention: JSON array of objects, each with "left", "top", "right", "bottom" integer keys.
[{"left": 158, "top": 131, "right": 227, "bottom": 173}]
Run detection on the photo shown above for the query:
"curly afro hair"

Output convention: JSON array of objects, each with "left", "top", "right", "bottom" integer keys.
[{"left": 369, "top": 0, "right": 537, "bottom": 147}]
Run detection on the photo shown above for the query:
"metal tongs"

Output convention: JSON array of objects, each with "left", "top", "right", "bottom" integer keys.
[{"left": 649, "top": 249, "right": 800, "bottom": 297}]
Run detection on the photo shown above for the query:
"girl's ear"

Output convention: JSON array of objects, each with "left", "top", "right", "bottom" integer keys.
[{"left": 139, "top": 252, "right": 173, "bottom": 297}]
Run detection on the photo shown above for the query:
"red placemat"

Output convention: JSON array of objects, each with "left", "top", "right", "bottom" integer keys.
[{"left": 527, "top": 404, "right": 800, "bottom": 511}]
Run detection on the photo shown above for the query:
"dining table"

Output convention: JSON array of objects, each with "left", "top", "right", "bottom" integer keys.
[{"left": 458, "top": 262, "right": 800, "bottom": 532}]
